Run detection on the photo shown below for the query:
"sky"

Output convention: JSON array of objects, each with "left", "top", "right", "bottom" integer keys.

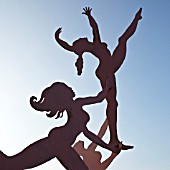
[{"left": 0, "top": 0, "right": 170, "bottom": 169}]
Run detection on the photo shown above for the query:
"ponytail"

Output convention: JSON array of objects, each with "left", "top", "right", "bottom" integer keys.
[{"left": 75, "top": 55, "right": 83, "bottom": 76}]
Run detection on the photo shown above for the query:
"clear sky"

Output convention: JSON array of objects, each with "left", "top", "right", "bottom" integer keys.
[{"left": 0, "top": 0, "right": 169, "bottom": 169}]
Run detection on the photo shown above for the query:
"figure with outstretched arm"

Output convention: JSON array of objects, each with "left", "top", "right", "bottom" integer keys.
[
  {"left": 55, "top": 7, "right": 142, "bottom": 150},
  {"left": 73, "top": 119, "right": 118, "bottom": 170},
  {"left": 0, "top": 76, "right": 121, "bottom": 170}
]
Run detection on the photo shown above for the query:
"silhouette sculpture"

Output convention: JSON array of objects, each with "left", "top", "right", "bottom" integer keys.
[
  {"left": 55, "top": 7, "right": 142, "bottom": 150},
  {"left": 0, "top": 77, "right": 121, "bottom": 170},
  {"left": 73, "top": 119, "right": 118, "bottom": 170}
]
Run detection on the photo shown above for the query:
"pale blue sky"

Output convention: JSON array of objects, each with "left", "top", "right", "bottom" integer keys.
[{"left": 0, "top": 0, "right": 169, "bottom": 170}]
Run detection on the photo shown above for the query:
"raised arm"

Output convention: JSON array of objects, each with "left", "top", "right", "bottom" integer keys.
[
  {"left": 82, "top": 7, "right": 101, "bottom": 43},
  {"left": 55, "top": 28, "right": 73, "bottom": 52},
  {"left": 76, "top": 75, "right": 114, "bottom": 106}
]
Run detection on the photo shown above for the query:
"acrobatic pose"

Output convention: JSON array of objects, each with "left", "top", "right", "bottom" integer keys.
[
  {"left": 73, "top": 119, "right": 118, "bottom": 170},
  {"left": 55, "top": 7, "right": 142, "bottom": 149},
  {"left": 0, "top": 77, "right": 120, "bottom": 170}
]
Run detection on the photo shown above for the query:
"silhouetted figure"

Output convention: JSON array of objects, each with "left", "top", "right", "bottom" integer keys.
[
  {"left": 73, "top": 119, "right": 118, "bottom": 170},
  {"left": 0, "top": 76, "right": 121, "bottom": 170},
  {"left": 55, "top": 7, "right": 142, "bottom": 150}
]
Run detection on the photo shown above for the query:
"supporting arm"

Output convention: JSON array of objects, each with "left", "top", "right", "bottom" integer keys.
[{"left": 76, "top": 75, "right": 114, "bottom": 106}]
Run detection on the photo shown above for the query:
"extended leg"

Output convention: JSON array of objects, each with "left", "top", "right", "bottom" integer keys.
[
  {"left": 112, "top": 8, "right": 142, "bottom": 73},
  {"left": 120, "top": 8, "right": 142, "bottom": 41},
  {"left": 0, "top": 137, "right": 54, "bottom": 170}
]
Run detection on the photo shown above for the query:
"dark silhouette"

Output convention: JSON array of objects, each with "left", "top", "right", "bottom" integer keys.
[
  {"left": 73, "top": 119, "right": 118, "bottom": 170},
  {"left": 55, "top": 7, "right": 142, "bottom": 150},
  {"left": 0, "top": 76, "right": 121, "bottom": 170}
]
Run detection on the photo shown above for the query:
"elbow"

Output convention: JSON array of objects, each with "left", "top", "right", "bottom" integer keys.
[
  {"left": 54, "top": 32, "right": 60, "bottom": 42},
  {"left": 97, "top": 92, "right": 105, "bottom": 103},
  {"left": 54, "top": 35, "right": 59, "bottom": 42}
]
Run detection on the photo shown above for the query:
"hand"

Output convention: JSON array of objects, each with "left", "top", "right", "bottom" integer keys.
[
  {"left": 55, "top": 28, "right": 62, "bottom": 39},
  {"left": 82, "top": 7, "right": 92, "bottom": 16},
  {"left": 106, "top": 74, "right": 114, "bottom": 90}
]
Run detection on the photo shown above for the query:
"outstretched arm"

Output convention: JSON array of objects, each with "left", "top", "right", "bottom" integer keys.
[
  {"left": 88, "top": 119, "right": 108, "bottom": 150},
  {"left": 82, "top": 7, "right": 101, "bottom": 43},
  {"left": 83, "top": 127, "right": 119, "bottom": 153},
  {"left": 83, "top": 128, "right": 112, "bottom": 151},
  {"left": 55, "top": 28, "right": 73, "bottom": 52},
  {"left": 76, "top": 75, "right": 114, "bottom": 106}
]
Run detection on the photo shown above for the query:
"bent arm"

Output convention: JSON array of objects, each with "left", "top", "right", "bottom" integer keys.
[
  {"left": 83, "top": 7, "right": 101, "bottom": 43},
  {"left": 54, "top": 28, "right": 74, "bottom": 52}
]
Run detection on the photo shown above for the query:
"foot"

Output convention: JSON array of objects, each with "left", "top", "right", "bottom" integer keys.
[
  {"left": 135, "top": 8, "right": 142, "bottom": 20},
  {"left": 109, "top": 141, "right": 134, "bottom": 151},
  {"left": 121, "top": 143, "right": 134, "bottom": 150},
  {"left": 108, "top": 142, "right": 122, "bottom": 154}
]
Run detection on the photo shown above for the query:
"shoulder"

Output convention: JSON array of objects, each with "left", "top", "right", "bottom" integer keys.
[{"left": 74, "top": 98, "right": 84, "bottom": 106}]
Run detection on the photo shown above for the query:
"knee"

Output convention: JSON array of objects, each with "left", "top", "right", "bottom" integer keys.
[{"left": 107, "top": 100, "right": 118, "bottom": 108}]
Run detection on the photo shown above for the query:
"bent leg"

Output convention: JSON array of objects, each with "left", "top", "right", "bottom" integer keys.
[
  {"left": 112, "top": 8, "right": 142, "bottom": 73},
  {"left": 0, "top": 137, "right": 54, "bottom": 170}
]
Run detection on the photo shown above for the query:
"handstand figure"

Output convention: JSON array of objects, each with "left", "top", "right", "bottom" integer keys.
[
  {"left": 0, "top": 77, "right": 121, "bottom": 170},
  {"left": 55, "top": 7, "right": 142, "bottom": 150},
  {"left": 73, "top": 119, "right": 118, "bottom": 170}
]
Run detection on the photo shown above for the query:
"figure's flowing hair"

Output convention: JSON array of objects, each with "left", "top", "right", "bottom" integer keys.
[
  {"left": 30, "top": 82, "right": 75, "bottom": 118},
  {"left": 75, "top": 55, "right": 83, "bottom": 76}
]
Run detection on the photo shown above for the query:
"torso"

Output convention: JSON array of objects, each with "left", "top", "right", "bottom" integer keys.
[
  {"left": 90, "top": 43, "right": 115, "bottom": 83},
  {"left": 48, "top": 103, "right": 90, "bottom": 148}
]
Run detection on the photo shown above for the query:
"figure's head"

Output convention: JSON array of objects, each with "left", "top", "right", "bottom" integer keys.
[
  {"left": 73, "top": 38, "right": 89, "bottom": 55},
  {"left": 30, "top": 82, "right": 75, "bottom": 118}
]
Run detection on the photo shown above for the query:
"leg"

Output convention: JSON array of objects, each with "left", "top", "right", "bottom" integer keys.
[
  {"left": 106, "top": 88, "right": 133, "bottom": 150},
  {"left": 119, "top": 8, "right": 142, "bottom": 41},
  {"left": 101, "top": 76, "right": 133, "bottom": 150},
  {"left": 112, "top": 8, "right": 142, "bottom": 73},
  {"left": 56, "top": 147, "right": 88, "bottom": 170},
  {"left": 106, "top": 87, "right": 119, "bottom": 144},
  {"left": 0, "top": 137, "right": 54, "bottom": 170},
  {"left": 99, "top": 76, "right": 119, "bottom": 144}
]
